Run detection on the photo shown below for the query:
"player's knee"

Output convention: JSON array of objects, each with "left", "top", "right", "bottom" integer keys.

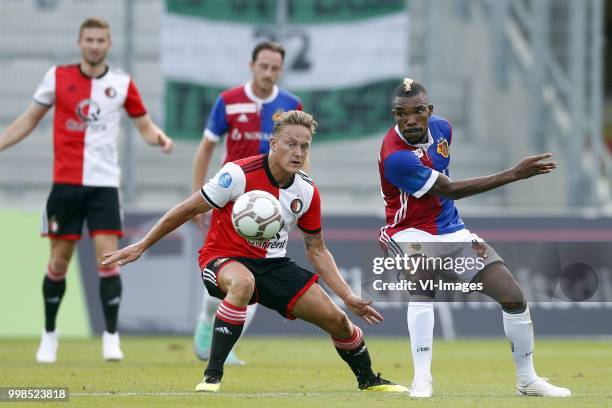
[
  {"left": 228, "top": 275, "right": 255, "bottom": 300},
  {"left": 98, "top": 265, "right": 120, "bottom": 278},
  {"left": 47, "top": 264, "right": 67, "bottom": 281},
  {"left": 501, "top": 300, "right": 527, "bottom": 313},
  {"left": 499, "top": 288, "right": 526, "bottom": 312},
  {"left": 49, "top": 259, "right": 69, "bottom": 275},
  {"left": 329, "top": 311, "right": 352, "bottom": 338}
]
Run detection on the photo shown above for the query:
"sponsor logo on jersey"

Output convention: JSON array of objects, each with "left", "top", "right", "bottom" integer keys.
[
  {"left": 247, "top": 239, "right": 287, "bottom": 250},
  {"left": 410, "top": 243, "right": 421, "bottom": 251},
  {"left": 237, "top": 113, "right": 248, "bottom": 123},
  {"left": 436, "top": 138, "right": 449, "bottom": 158},
  {"left": 218, "top": 172, "right": 232, "bottom": 188},
  {"left": 413, "top": 148, "right": 424, "bottom": 159},
  {"left": 290, "top": 198, "right": 303, "bottom": 214},
  {"left": 229, "top": 128, "right": 268, "bottom": 141},
  {"left": 76, "top": 99, "right": 101, "bottom": 122},
  {"left": 67, "top": 119, "right": 104, "bottom": 131},
  {"left": 105, "top": 87, "right": 117, "bottom": 99},
  {"left": 67, "top": 99, "right": 106, "bottom": 131},
  {"left": 272, "top": 108, "right": 285, "bottom": 122}
]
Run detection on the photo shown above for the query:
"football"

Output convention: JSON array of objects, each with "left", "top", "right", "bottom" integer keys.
[{"left": 231, "top": 190, "right": 283, "bottom": 241}]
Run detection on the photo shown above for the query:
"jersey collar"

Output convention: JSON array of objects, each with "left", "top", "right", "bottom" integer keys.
[
  {"left": 78, "top": 63, "right": 109, "bottom": 79},
  {"left": 394, "top": 125, "right": 433, "bottom": 149},
  {"left": 263, "top": 154, "right": 295, "bottom": 189},
  {"left": 244, "top": 81, "right": 279, "bottom": 106}
]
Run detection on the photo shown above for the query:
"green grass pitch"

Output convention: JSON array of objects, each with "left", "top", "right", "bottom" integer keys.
[{"left": 1, "top": 336, "right": 610, "bottom": 407}]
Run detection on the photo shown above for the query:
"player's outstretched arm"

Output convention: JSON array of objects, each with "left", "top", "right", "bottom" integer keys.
[
  {"left": 192, "top": 138, "right": 217, "bottom": 193},
  {"left": 103, "top": 192, "right": 212, "bottom": 266},
  {"left": 430, "top": 153, "right": 557, "bottom": 200},
  {"left": 132, "top": 114, "right": 174, "bottom": 153},
  {"left": 0, "top": 102, "right": 49, "bottom": 152},
  {"left": 191, "top": 138, "right": 217, "bottom": 230},
  {"left": 303, "top": 232, "right": 383, "bottom": 325}
]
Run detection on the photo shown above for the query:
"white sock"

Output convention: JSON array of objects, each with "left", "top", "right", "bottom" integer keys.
[
  {"left": 407, "top": 302, "right": 434, "bottom": 381},
  {"left": 502, "top": 306, "right": 538, "bottom": 385},
  {"left": 242, "top": 304, "right": 258, "bottom": 333}
]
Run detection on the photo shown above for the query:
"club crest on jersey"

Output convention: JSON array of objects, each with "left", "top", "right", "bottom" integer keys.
[
  {"left": 104, "top": 87, "right": 117, "bottom": 99},
  {"left": 290, "top": 198, "right": 303, "bottom": 214},
  {"left": 436, "top": 138, "right": 449, "bottom": 158},
  {"left": 413, "top": 148, "right": 424, "bottom": 159},
  {"left": 218, "top": 172, "right": 232, "bottom": 188},
  {"left": 272, "top": 109, "right": 285, "bottom": 122}
]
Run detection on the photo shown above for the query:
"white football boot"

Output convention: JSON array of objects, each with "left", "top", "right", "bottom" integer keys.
[
  {"left": 409, "top": 377, "right": 433, "bottom": 398},
  {"left": 516, "top": 377, "right": 571, "bottom": 397},
  {"left": 195, "top": 374, "right": 222, "bottom": 393},
  {"left": 36, "top": 329, "right": 58, "bottom": 363},
  {"left": 102, "top": 331, "right": 124, "bottom": 361}
]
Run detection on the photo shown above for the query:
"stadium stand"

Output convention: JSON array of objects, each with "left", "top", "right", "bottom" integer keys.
[{"left": 0, "top": 0, "right": 607, "bottom": 214}]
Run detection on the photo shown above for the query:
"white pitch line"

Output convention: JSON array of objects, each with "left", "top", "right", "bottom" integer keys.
[
  {"left": 71, "top": 392, "right": 356, "bottom": 397},
  {"left": 69, "top": 391, "right": 611, "bottom": 398}
]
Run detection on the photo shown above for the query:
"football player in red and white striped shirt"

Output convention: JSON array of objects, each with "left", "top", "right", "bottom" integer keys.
[
  {"left": 0, "top": 17, "right": 174, "bottom": 364},
  {"left": 191, "top": 41, "right": 304, "bottom": 365},
  {"left": 103, "top": 111, "right": 408, "bottom": 393}
]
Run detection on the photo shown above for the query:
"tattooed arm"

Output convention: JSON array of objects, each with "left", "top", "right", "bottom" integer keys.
[
  {"left": 303, "top": 232, "right": 352, "bottom": 300},
  {"left": 303, "top": 232, "right": 382, "bottom": 324}
]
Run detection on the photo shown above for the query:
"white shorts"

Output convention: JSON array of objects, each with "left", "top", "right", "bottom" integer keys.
[{"left": 391, "top": 228, "right": 504, "bottom": 282}]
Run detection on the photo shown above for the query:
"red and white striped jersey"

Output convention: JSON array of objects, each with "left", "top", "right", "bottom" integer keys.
[
  {"left": 33, "top": 64, "right": 147, "bottom": 187},
  {"left": 198, "top": 154, "right": 321, "bottom": 269}
]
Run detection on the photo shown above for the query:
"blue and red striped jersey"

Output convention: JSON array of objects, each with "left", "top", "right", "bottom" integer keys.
[
  {"left": 204, "top": 82, "right": 302, "bottom": 163},
  {"left": 378, "top": 115, "right": 464, "bottom": 249}
]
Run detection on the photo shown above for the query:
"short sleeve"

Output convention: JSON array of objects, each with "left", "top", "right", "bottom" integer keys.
[
  {"left": 124, "top": 79, "right": 147, "bottom": 117},
  {"left": 384, "top": 151, "right": 439, "bottom": 198},
  {"left": 200, "top": 162, "right": 246, "bottom": 209},
  {"left": 298, "top": 186, "right": 322, "bottom": 234},
  {"left": 204, "top": 95, "right": 229, "bottom": 142},
  {"left": 33, "top": 66, "right": 56, "bottom": 107}
]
